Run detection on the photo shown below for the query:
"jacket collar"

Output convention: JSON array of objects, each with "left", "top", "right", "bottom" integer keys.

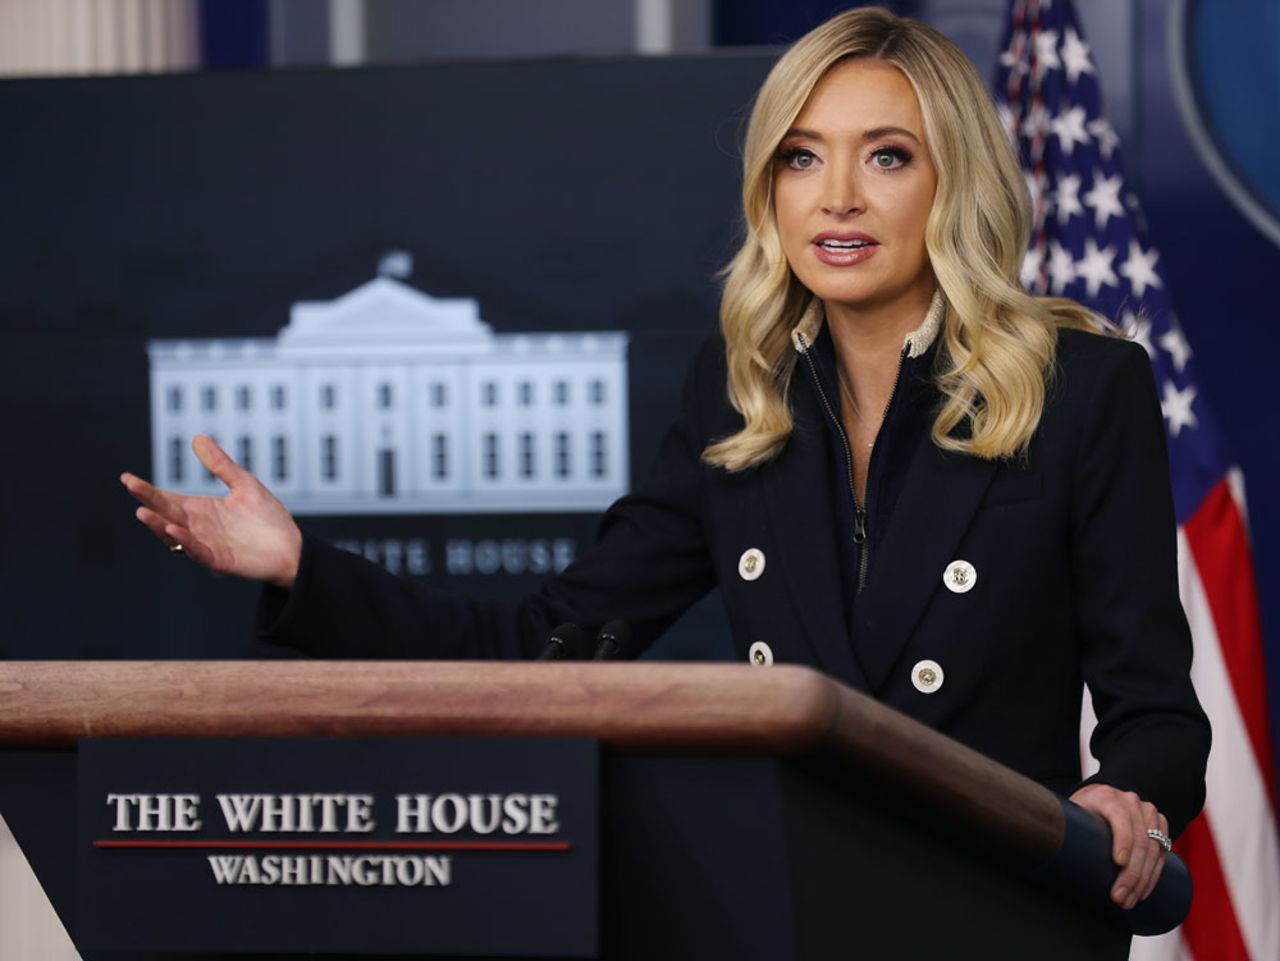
[{"left": 788, "top": 290, "right": 947, "bottom": 359}]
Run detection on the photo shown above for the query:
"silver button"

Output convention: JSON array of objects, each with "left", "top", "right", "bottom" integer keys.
[
  {"left": 943, "top": 560, "right": 977, "bottom": 594},
  {"left": 748, "top": 641, "right": 774, "bottom": 666},
  {"left": 738, "top": 548, "right": 766, "bottom": 582},
  {"left": 911, "top": 659, "right": 944, "bottom": 693}
]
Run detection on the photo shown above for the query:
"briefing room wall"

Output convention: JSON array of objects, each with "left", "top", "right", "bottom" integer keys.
[
  {"left": 0, "top": 53, "right": 773, "bottom": 660},
  {"left": 0, "top": 0, "right": 1273, "bottom": 744}
]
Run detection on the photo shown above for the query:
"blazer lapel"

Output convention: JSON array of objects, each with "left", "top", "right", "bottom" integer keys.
[
  {"left": 762, "top": 404, "right": 868, "bottom": 690},
  {"left": 854, "top": 436, "right": 998, "bottom": 693}
]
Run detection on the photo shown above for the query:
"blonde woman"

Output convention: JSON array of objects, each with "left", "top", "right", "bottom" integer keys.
[{"left": 123, "top": 6, "right": 1207, "bottom": 914}]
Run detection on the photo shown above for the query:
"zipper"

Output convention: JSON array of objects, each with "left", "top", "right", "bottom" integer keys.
[
  {"left": 856, "top": 348, "right": 906, "bottom": 592},
  {"left": 796, "top": 330, "right": 857, "bottom": 503},
  {"left": 795, "top": 330, "right": 906, "bottom": 594}
]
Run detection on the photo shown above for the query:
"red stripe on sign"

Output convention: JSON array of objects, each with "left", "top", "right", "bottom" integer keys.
[
  {"left": 1177, "top": 813, "right": 1251, "bottom": 961},
  {"left": 1183, "top": 480, "right": 1278, "bottom": 809},
  {"left": 94, "top": 840, "right": 571, "bottom": 851}
]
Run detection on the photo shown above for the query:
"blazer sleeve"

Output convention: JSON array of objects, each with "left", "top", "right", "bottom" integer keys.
[
  {"left": 255, "top": 340, "right": 721, "bottom": 662},
  {"left": 1069, "top": 338, "right": 1211, "bottom": 838}
]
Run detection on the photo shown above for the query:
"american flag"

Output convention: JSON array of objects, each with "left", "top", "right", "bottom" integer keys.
[{"left": 994, "top": 1, "right": 1280, "bottom": 958}]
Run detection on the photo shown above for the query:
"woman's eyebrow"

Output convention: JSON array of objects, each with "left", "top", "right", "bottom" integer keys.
[{"left": 782, "top": 125, "right": 922, "bottom": 144}]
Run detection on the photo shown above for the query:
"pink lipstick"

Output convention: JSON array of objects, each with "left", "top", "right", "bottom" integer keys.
[{"left": 811, "top": 230, "right": 879, "bottom": 266}]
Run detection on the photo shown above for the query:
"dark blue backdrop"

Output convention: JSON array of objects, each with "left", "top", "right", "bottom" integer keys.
[{"left": 1, "top": 6, "right": 1276, "bottom": 787}]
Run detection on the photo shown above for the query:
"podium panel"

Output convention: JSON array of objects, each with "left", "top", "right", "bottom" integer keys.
[{"left": 0, "top": 661, "right": 1187, "bottom": 960}]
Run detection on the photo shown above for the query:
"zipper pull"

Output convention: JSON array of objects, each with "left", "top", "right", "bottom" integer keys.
[{"left": 853, "top": 508, "right": 868, "bottom": 545}]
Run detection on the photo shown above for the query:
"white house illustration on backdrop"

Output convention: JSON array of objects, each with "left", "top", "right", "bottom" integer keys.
[{"left": 147, "top": 268, "right": 630, "bottom": 514}]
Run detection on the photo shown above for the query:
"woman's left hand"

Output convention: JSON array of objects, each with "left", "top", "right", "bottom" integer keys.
[{"left": 1069, "top": 783, "right": 1170, "bottom": 909}]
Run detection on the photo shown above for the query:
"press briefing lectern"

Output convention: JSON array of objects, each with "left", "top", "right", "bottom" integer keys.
[{"left": 0, "top": 661, "right": 1188, "bottom": 960}]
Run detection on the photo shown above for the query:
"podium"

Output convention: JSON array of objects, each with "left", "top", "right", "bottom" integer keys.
[{"left": 0, "top": 661, "right": 1188, "bottom": 960}]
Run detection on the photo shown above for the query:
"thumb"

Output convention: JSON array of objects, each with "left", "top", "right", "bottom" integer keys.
[{"left": 191, "top": 434, "right": 247, "bottom": 490}]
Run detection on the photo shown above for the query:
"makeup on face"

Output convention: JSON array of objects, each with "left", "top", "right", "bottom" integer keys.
[{"left": 772, "top": 59, "right": 938, "bottom": 325}]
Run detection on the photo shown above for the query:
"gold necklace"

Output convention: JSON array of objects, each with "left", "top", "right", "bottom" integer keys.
[{"left": 837, "top": 369, "right": 877, "bottom": 450}]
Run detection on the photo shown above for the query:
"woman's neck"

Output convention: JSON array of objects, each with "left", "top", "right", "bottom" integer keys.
[{"left": 824, "top": 289, "right": 937, "bottom": 398}]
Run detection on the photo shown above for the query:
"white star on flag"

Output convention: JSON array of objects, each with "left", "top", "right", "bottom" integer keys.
[
  {"left": 1086, "top": 118, "right": 1119, "bottom": 160},
  {"left": 1033, "top": 29, "right": 1061, "bottom": 79},
  {"left": 1021, "top": 245, "right": 1045, "bottom": 290},
  {"left": 1021, "top": 102, "right": 1051, "bottom": 140},
  {"left": 1160, "top": 380, "right": 1198, "bottom": 437},
  {"left": 1050, "top": 105, "right": 1090, "bottom": 154},
  {"left": 1074, "top": 237, "right": 1118, "bottom": 298},
  {"left": 1025, "top": 170, "right": 1048, "bottom": 216},
  {"left": 1056, "top": 173, "right": 1084, "bottom": 224},
  {"left": 999, "top": 33, "right": 1027, "bottom": 73},
  {"left": 1048, "top": 240, "right": 1076, "bottom": 293},
  {"left": 998, "top": 103, "right": 1018, "bottom": 144},
  {"left": 1060, "top": 27, "right": 1095, "bottom": 83},
  {"left": 1121, "top": 310, "right": 1155, "bottom": 358},
  {"left": 1159, "top": 325, "right": 1193, "bottom": 373},
  {"left": 1083, "top": 171, "right": 1125, "bottom": 230},
  {"left": 1120, "top": 240, "right": 1162, "bottom": 297}
]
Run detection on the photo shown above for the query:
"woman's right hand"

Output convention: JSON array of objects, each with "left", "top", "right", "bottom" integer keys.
[{"left": 120, "top": 434, "right": 303, "bottom": 590}]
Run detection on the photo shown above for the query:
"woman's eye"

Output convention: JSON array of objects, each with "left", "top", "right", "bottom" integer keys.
[
  {"left": 782, "top": 148, "right": 818, "bottom": 170},
  {"left": 870, "top": 147, "right": 911, "bottom": 170}
]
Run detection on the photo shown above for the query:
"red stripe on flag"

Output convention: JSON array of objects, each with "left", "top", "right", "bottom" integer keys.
[
  {"left": 1177, "top": 812, "right": 1252, "bottom": 961},
  {"left": 1183, "top": 480, "right": 1278, "bottom": 809}
]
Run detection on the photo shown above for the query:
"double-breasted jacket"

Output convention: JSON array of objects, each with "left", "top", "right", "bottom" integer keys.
[{"left": 260, "top": 323, "right": 1209, "bottom": 837}]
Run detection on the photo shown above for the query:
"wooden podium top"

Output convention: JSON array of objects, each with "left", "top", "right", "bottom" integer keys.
[{"left": 0, "top": 660, "right": 1063, "bottom": 865}]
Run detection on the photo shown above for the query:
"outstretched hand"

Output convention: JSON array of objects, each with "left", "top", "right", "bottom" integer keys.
[{"left": 120, "top": 434, "right": 302, "bottom": 589}]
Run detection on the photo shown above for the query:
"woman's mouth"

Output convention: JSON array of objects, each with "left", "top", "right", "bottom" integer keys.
[{"left": 812, "top": 238, "right": 879, "bottom": 266}]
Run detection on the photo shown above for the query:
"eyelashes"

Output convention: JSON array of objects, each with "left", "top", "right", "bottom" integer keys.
[
  {"left": 777, "top": 146, "right": 819, "bottom": 170},
  {"left": 775, "top": 144, "right": 914, "bottom": 171},
  {"left": 870, "top": 145, "right": 913, "bottom": 169}
]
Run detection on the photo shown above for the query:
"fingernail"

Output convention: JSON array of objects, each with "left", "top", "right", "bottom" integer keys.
[
  {"left": 1113, "top": 886, "right": 1128, "bottom": 903},
  {"left": 1116, "top": 849, "right": 1130, "bottom": 866}
]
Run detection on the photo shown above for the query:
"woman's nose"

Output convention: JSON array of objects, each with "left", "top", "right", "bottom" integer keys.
[{"left": 821, "top": 170, "right": 863, "bottom": 216}]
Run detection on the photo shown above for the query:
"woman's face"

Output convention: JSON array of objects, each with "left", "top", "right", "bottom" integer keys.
[{"left": 773, "top": 59, "right": 938, "bottom": 320}]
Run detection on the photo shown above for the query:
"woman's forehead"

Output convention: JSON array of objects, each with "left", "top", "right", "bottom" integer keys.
[{"left": 791, "top": 59, "right": 925, "bottom": 141}]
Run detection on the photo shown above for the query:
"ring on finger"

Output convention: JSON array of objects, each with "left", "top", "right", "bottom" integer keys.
[
  {"left": 169, "top": 544, "right": 185, "bottom": 555},
  {"left": 1146, "top": 828, "right": 1172, "bottom": 853}
]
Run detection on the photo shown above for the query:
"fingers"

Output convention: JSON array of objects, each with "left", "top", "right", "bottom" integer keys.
[
  {"left": 134, "top": 506, "right": 179, "bottom": 549},
  {"left": 136, "top": 507, "right": 204, "bottom": 561},
  {"left": 192, "top": 434, "right": 247, "bottom": 491},
  {"left": 1113, "top": 796, "right": 1152, "bottom": 910},
  {"left": 163, "top": 521, "right": 218, "bottom": 571},
  {"left": 1069, "top": 784, "right": 1169, "bottom": 910},
  {"left": 1141, "top": 841, "right": 1166, "bottom": 901},
  {"left": 1136, "top": 809, "right": 1170, "bottom": 901},
  {"left": 121, "top": 472, "right": 188, "bottom": 528},
  {"left": 134, "top": 504, "right": 222, "bottom": 572}
]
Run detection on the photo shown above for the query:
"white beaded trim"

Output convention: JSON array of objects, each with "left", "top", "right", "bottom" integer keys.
[
  {"left": 903, "top": 290, "right": 945, "bottom": 358},
  {"left": 790, "top": 290, "right": 945, "bottom": 357}
]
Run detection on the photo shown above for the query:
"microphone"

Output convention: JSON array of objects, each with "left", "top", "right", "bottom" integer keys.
[
  {"left": 592, "top": 620, "right": 630, "bottom": 661},
  {"left": 537, "top": 623, "right": 582, "bottom": 661}
]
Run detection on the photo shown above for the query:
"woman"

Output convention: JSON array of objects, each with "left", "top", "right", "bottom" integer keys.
[{"left": 122, "top": 7, "right": 1208, "bottom": 913}]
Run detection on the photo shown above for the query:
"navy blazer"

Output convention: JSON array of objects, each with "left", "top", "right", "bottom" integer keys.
[{"left": 260, "top": 327, "right": 1209, "bottom": 837}]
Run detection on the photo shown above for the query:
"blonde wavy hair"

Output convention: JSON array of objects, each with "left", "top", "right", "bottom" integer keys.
[{"left": 703, "top": 6, "right": 1098, "bottom": 471}]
